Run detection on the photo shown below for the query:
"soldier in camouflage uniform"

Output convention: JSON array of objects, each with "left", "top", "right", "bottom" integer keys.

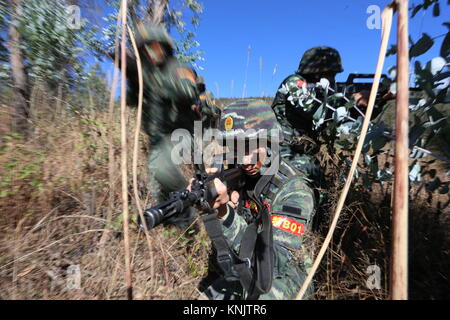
[
  {"left": 198, "top": 99, "right": 315, "bottom": 300},
  {"left": 125, "top": 22, "right": 200, "bottom": 223},
  {"left": 271, "top": 46, "right": 345, "bottom": 182}
]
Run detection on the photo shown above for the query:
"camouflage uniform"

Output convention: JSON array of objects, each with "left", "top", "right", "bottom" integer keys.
[
  {"left": 202, "top": 99, "right": 315, "bottom": 300},
  {"left": 271, "top": 46, "right": 344, "bottom": 182},
  {"left": 127, "top": 23, "right": 200, "bottom": 212}
]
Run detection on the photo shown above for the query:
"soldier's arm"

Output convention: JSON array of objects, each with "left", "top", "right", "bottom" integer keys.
[
  {"left": 109, "top": 49, "right": 140, "bottom": 107},
  {"left": 271, "top": 96, "right": 295, "bottom": 145},
  {"left": 163, "top": 59, "right": 199, "bottom": 107},
  {"left": 199, "top": 93, "right": 214, "bottom": 116},
  {"left": 262, "top": 176, "right": 316, "bottom": 299},
  {"left": 218, "top": 204, "right": 249, "bottom": 252},
  {"left": 270, "top": 176, "right": 315, "bottom": 250}
]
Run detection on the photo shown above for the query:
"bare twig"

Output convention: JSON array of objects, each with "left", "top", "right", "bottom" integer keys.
[
  {"left": 100, "top": 1, "right": 122, "bottom": 249},
  {"left": 127, "top": 24, "right": 156, "bottom": 288},
  {"left": 107, "top": 253, "right": 122, "bottom": 299},
  {"left": 152, "top": 0, "right": 169, "bottom": 25},
  {"left": 119, "top": 0, "right": 133, "bottom": 300},
  {"left": 28, "top": 205, "right": 61, "bottom": 233},
  {"left": 11, "top": 217, "right": 27, "bottom": 299}
]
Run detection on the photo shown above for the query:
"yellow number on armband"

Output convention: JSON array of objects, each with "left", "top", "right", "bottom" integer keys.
[
  {"left": 298, "top": 223, "right": 304, "bottom": 235},
  {"left": 290, "top": 224, "right": 297, "bottom": 232}
]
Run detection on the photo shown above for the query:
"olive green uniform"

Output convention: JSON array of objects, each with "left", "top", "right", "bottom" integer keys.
[{"left": 126, "top": 24, "right": 200, "bottom": 214}]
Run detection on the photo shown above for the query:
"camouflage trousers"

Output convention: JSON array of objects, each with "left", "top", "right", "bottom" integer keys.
[
  {"left": 200, "top": 200, "right": 316, "bottom": 300},
  {"left": 148, "top": 134, "right": 196, "bottom": 227},
  {"left": 200, "top": 246, "right": 315, "bottom": 300}
]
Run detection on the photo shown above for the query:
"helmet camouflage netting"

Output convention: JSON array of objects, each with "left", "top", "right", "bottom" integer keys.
[{"left": 297, "top": 46, "right": 344, "bottom": 75}]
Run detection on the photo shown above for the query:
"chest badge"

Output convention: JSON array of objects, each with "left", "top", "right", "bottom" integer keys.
[{"left": 224, "top": 116, "right": 234, "bottom": 130}]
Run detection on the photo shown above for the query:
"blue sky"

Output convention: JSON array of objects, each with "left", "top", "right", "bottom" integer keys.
[
  {"left": 193, "top": 0, "right": 449, "bottom": 98},
  {"left": 88, "top": 0, "right": 449, "bottom": 98}
]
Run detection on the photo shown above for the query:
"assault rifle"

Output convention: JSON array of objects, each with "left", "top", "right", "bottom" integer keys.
[
  {"left": 140, "top": 165, "right": 244, "bottom": 230},
  {"left": 336, "top": 73, "right": 389, "bottom": 95},
  {"left": 336, "top": 73, "right": 421, "bottom": 95}
]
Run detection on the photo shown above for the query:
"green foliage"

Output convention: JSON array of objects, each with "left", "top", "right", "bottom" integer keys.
[
  {"left": 0, "top": 1, "right": 7, "bottom": 63},
  {"left": 0, "top": 0, "right": 100, "bottom": 91},
  {"left": 0, "top": 1, "right": 10, "bottom": 85},
  {"left": 410, "top": 33, "right": 434, "bottom": 58},
  {"left": 168, "top": 1, "right": 205, "bottom": 69},
  {"left": 0, "top": 140, "right": 46, "bottom": 198},
  {"left": 101, "top": 0, "right": 204, "bottom": 69},
  {"left": 441, "top": 31, "right": 450, "bottom": 57},
  {"left": 73, "top": 63, "right": 110, "bottom": 110},
  {"left": 410, "top": 0, "right": 442, "bottom": 18},
  {"left": 292, "top": 4, "right": 450, "bottom": 192}
]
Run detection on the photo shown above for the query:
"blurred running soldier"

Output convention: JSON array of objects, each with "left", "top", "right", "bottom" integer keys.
[{"left": 124, "top": 22, "right": 201, "bottom": 224}]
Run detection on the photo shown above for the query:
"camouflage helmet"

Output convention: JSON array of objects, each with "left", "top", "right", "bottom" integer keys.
[
  {"left": 135, "top": 22, "right": 175, "bottom": 51},
  {"left": 297, "top": 46, "right": 343, "bottom": 75},
  {"left": 196, "top": 75, "right": 205, "bottom": 85},
  {"left": 219, "top": 99, "right": 283, "bottom": 142}
]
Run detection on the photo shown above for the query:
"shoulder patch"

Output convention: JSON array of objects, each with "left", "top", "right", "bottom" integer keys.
[
  {"left": 271, "top": 215, "right": 305, "bottom": 237},
  {"left": 175, "top": 68, "right": 196, "bottom": 84}
]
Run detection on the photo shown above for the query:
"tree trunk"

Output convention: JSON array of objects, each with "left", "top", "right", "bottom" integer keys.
[{"left": 8, "top": 0, "right": 30, "bottom": 137}]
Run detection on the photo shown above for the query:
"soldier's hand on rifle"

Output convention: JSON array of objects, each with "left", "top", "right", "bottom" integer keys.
[
  {"left": 186, "top": 167, "right": 239, "bottom": 219},
  {"left": 191, "top": 103, "right": 202, "bottom": 116},
  {"left": 353, "top": 90, "right": 370, "bottom": 108},
  {"left": 382, "top": 90, "right": 396, "bottom": 101},
  {"left": 353, "top": 89, "right": 396, "bottom": 109}
]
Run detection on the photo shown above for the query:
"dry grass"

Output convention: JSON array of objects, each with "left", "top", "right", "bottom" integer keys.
[
  {"left": 311, "top": 144, "right": 450, "bottom": 300},
  {"left": 0, "top": 92, "right": 211, "bottom": 300},
  {"left": 0, "top": 93, "right": 448, "bottom": 300}
]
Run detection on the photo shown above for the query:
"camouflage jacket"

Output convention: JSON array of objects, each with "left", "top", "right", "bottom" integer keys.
[
  {"left": 127, "top": 55, "right": 200, "bottom": 146},
  {"left": 271, "top": 73, "right": 336, "bottom": 152},
  {"left": 199, "top": 90, "right": 220, "bottom": 118},
  {"left": 219, "top": 159, "right": 315, "bottom": 299}
]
